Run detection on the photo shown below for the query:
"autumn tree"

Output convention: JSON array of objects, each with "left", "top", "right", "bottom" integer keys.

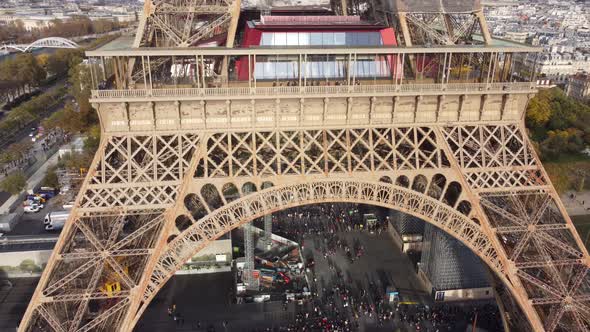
[{"left": 0, "top": 171, "right": 27, "bottom": 195}]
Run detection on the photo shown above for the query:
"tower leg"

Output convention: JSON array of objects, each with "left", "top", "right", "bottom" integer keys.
[
  {"left": 475, "top": 10, "right": 493, "bottom": 45},
  {"left": 398, "top": 12, "right": 413, "bottom": 47}
]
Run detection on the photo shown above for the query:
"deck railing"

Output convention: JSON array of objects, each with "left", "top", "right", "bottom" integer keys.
[{"left": 91, "top": 82, "right": 536, "bottom": 100}]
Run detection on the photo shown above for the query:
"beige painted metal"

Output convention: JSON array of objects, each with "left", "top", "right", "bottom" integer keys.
[{"left": 18, "top": 2, "right": 590, "bottom": 332}]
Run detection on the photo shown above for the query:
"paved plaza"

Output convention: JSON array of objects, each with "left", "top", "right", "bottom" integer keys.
[{"left": 135, "top": 204, "right": 502, "bottom": 331}]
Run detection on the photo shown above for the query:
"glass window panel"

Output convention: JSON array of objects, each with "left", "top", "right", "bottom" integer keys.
[
  {"left": 292, "top": 62, "right": 299, "bottom": 79},
  {"left": 354, "top": 62, "right": 362, "bottom": 77},
  {"left": 299, "top": 32, "right": 310, "bottom": 46},
  {"left": 310, "top": 33, "right": 322, "bottom": 45},
  {"left": 265, "top": 62, "right": 276, "bottom": 79},
  {"left": 261, "top": 33, "right": 273, "bottom": 45},
  {"left": 322, "top": 32, "right": 334, "bottom": 45},
  {"left": 362, "top": 61, "right": 371, "bottom": 77},
  {"left": 335, "top": 60, "right": 343, "bottom": 77},
  {"left": 274, "top": 32, "right": 287, "bottom": 46},
  {"left": 368, "top": 32, "right": 380, "bottom": 45},
  {"left": 286, "top": 33, "right": 299, "bottom": 46},
  {"left": 334, "top": 32, "right": 346, "bottom": 45},
  {"left": 254, "top": 63, "right": 264, "bottom": 79},
  {"left": 312, "top": 62, "right": 322, "bottom": 78},
  {"left": 357, "top": 33, "right": 369, "bottom": 45},
  {"left": 346, "top": 32, "right": 355, "bottom": 45},
  {"left": 276, "top": 62, "right": 287, "bottom": 78},
  {"left": 323, "top": 61, "right": 333, "bottom": 78},
  {"left": 370, "top": 61, "right": 377, "bottom": 77}
]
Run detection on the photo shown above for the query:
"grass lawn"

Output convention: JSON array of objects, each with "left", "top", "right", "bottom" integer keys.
[{"left": 542, "top": 154, "right": 590, "bottom": 194}]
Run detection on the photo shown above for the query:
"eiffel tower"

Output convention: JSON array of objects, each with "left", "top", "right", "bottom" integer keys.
[{"left": 19, "top": 0, "right": 590, "bottom": 331}]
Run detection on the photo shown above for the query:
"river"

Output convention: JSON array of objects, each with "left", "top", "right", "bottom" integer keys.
[{"left": 0, "top": 48, "right": 58, "bottom": 62}]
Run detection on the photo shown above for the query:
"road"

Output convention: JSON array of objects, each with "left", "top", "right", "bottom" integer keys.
[
  {"left": 0, "top": 78, "right": 70, "bottom": 150},
  {"left": 0, "top": 277, "right": 38, "bottom": 331},
  {"left": 5, "top": 194, "right": 64, "bottom": 237},
  {"left": 0, "top": 78, "right": 71, "bottom": 207}
]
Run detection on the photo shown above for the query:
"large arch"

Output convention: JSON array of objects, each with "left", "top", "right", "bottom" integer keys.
[{"left": 129, "top": 178, "right": 510, "bottom": 327}]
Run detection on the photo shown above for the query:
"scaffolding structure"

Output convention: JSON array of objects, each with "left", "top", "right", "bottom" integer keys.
[
  {"left": 389, "top": 210, "right": 425, "bottom": 236},
  {"left": 264, "top": 214, "right": 272, "bottom": 250},
  {"left": 420, "top": 224, "right": 490, "bottom": 291},
  {"left": 243, "top": 223, "right": 258, "bottom": 290}
]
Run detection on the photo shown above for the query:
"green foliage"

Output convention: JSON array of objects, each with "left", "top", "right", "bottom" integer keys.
[
  {"left": 58, "top": 152, "right": 94, "bottom": 171},
  {"left": 0, "top": 53, "right": 46, "bottom": 99},
  {"left": 0, "top": 171, "right": 26, "bottom": 195},
  {"left": 45, "top": 49, "right": 84, "bottom": 77},
  {"left": 19, "top": 259, "right": 41, "bottom": 273},
  {"left": 526, "top": 88, "right": 590, "bottom": 161},
  {"left": 42, "top": 167, "right": 60, "bottom": 189},
  {"left": 0, "top": 140, "right": 33, "bottom": 165},
  {"left": 84, "top": 125, "right": 101, "bottom": 154},
  {"left": 0, "top": 88, "right": 66, "bottom": 141},
  {"left": 43, "top": 102, "right": 84, "bottom": 134}
]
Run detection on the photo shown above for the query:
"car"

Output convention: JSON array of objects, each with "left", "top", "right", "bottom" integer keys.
[{"left": 24, "top": 204, "right": 44, "bottom": 213}]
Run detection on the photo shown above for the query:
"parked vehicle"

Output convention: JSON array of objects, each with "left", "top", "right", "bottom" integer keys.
[
  {"left": 44, "top": 211, "right": 70, "bottom": 225},
  {"left": 45, "top": 217, "right": 66, "bottom": 231},
  {"left": 24, "top": 204, "right": 44, "bottom": 213},
  {"left": 62, "top": 201, "right": 75, "bottom": 210},
  {"left": 26, "top": 195, "right": 46, "bottom": 204},
  {"left": 38, "top": 187, "right": 57, "bottom": 198}
]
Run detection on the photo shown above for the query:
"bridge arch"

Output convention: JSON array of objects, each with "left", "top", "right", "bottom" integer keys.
[
  {"left": 1, "top": 37, "right": 79, "bottom": 53},
  {"left": 130, "top": 177, "right": 516, "bottom": 327}
]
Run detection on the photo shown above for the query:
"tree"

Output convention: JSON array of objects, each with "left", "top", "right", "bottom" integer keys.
[
  {"left": 46, "top": 49, "right": 83, "bottom": 77},
  {"left": 42, "top": 167, "right": 60, "bottom": 189},
  {"left": 15, "top": 53, "right": 46, "bottom": 89},
  {"left": 43, "top": 102, "right": 84, "bottom": 134},
  {"left": 526, "top": 96, "right": 551, "bottom": 128},
  {"left": 59, "top": 152, "right": 94, "bottom": 171},
  {"left": 19, "top": 259, "right": 40, "bottom": 273},
  {"left": 84, "top": 125, "right": 101, "bottom": 154},
  {"left": 0, "top": 171, "right": 27, "bottom": 195},
  {"left": 526, "top": 88, "right": 590, "bottom": 159}
]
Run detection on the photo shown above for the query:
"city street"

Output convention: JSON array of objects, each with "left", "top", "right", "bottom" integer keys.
[{"left": 0, "top": 277, "right": 38, "bottom": 331}]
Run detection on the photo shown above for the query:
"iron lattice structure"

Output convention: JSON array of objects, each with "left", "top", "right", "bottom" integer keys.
[{"left": 18, "top": 1, "right": 590, "bottom": 332}]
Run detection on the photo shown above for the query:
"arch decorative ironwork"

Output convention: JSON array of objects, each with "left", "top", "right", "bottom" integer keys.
[{"left": 130, "top": 178, "right": 503, "bottom": 325}]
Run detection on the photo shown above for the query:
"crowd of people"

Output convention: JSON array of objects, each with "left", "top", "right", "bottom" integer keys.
[
  {"left": 162, "top": 203, "right": 502, "bottom": 331},
  {"left": 251, "top": 203, "right": 503, "bottom": 332}
]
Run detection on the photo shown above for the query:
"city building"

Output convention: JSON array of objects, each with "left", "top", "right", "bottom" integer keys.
[{"left": 567, "top": 73, "right": 590, "bottom": 100}]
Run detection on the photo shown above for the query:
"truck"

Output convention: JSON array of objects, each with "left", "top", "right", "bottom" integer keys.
[
  {"left": 45, "top": 218, "right": 66, "bottom": 231},
  {"left": 38, "top": 187, "right": 57, "bottom": 199},
  {"left": 44, "top": 211, "right": 70, "bottom": 226}
]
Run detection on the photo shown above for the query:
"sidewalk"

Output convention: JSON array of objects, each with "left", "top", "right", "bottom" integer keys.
[
  {"left": 561, "top": 191, "right": 590, "bottom": 216},
  {"left": 0, "top": 151, "right": 60, "bottom": 215}
]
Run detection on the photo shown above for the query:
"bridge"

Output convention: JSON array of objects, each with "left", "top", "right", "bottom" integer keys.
[
  {"left": 17, "top": 1, "right": 590, "bottom": 332},
  {"left": 0, "top": 37, "right": 79, "bottom": 53}
]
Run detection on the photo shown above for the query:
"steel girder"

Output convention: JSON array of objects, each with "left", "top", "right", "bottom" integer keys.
[{"left": 18, "top": 122, "right": 590, "bottom": 332}]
